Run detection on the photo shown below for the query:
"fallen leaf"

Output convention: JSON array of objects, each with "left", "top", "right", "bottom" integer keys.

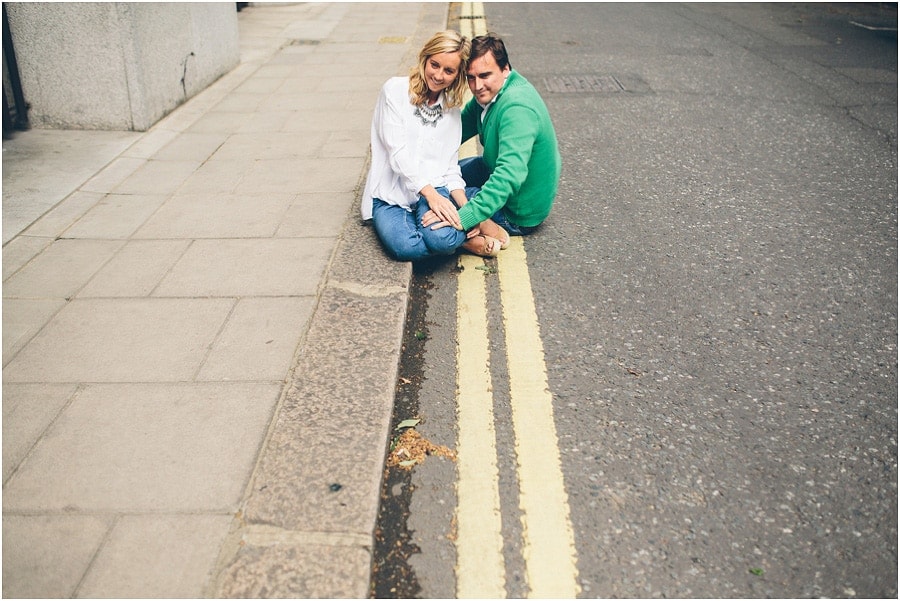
[{"left": 386, "top": 429, "right": 456, "bottom": 470}]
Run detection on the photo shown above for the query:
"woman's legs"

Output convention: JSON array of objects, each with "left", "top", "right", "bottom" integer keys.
[
  {"left": 417, "top": 187, "right": 468, "bottom": 255},
  {"left": 372, "top": 199, "right": 432, "bottom": 261},
  {"left": 372, "top": 192, "right": 468, "bottom": 261}
]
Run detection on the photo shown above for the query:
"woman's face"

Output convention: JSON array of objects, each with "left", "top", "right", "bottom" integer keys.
[{"left": 424, "top": 51, "right": 462, "bottom": 96}]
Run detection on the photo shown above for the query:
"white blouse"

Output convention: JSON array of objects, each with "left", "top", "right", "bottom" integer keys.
[{"left": 361, "top": 76, "right": 466, "bottom": 220}]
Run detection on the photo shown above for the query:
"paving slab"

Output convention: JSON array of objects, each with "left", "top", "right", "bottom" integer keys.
[
  {"left": 61, "top": 193, "right": 168, "bottom": 239},
  {"left": 2, "top": 238, "right": 124, "bottom": 299},
  {"left": 1, "top": 129, "right": 140, "bottom": 244},
  {"left": 196, "top": 296, "right": 316, "bottom": 382},
  {"left": 1, "top": 234, "right": 55, "bottom": 280},
  {"left": 76, "top": 239, "right": 192, "bottom": 297},
  {"left": 276, "top": 192, "right": 356, "bottom": 239},
  {"left": 76, "top": 514, "right": 235, "bottom": 599},
  {"left": 79, "top": 156, "right": 147, "bottom": 194},
  {"left": 3, "top": 382, "right": 281, "bottom": 512},
  {"left": 133, "top": 191, "right": 294, "bottom": 239},
  {"left": 172, "top": 157, "right": 251, "bottom": 194},
  {"left": 1, "top": 383, "right": 76, "bottom": 482},
  {"left": 3, "top": 298, "right": 234, "bottom": 382},
  {"left": 111, "top": 158, "right": 203, "bottom": 195},
  {"left": 153, "top": 239, "right": 330, "bottom": 297},
  {"left": 2, "top": 515, "right": 111, "bottom": 599},
  {"left": 2, "top": 298, "right": 66, "bottom": 365},
  {"left": 18, "top": 190, "right": 105, "bottom": 239}
]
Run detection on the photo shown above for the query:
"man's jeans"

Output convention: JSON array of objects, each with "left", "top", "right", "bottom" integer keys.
[
  {"left": 459, "top": 156, "right": 537, "bottom": 236},
  {"left": 372, "top": 187, "right": 476, "bottom": 261}
]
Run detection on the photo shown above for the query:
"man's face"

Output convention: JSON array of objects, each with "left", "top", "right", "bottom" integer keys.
[{"left": 466, "top": 51, "right": 510, "bottom": 105}]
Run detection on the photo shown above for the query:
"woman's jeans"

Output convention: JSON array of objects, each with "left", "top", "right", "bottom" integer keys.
[
  {"left": 372, "top": 186, "right": 477, "bottom": 261},
  {"left": 458, "top": 156, "right": 537, "bottom": 236}
]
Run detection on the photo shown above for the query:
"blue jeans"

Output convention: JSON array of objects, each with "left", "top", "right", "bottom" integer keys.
[
  {"left": 459, "top": 156, "right": 537, "bottom": 236},
  {"left": 372, "top": 187, "right": 476, "bottom": 261}
]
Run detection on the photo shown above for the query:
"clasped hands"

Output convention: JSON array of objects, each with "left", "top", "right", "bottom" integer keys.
[
  {"left": 421, "top": 196, "right": 481, "bottom": 240},
  {"left": 422, "top": 207, "right": 480, "bottom": 240},
  {"left": 419, "top": 188, "right": 482, "bottom": 239},
  {"left": 422, "top": 191, "right": 460, "bottom": 228}
]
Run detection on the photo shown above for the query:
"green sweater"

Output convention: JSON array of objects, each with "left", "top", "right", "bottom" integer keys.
[{"left": 458, "top": 70, "right": 561, "bottom": 231}]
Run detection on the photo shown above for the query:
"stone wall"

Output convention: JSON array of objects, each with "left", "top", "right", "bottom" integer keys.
[{"left": 5, "top": 2, "right": 240, "bottom": 131}]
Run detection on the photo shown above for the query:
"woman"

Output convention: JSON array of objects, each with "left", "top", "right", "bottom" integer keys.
[{"left": 361, "top": 30, "right": 505, "bottom": 261}]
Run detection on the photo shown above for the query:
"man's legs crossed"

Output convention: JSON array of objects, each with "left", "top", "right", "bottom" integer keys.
[
  {"left": 459, "top": 156, "right": 491, "bottom": 188},
  {"left": 459, "top": 156, "right": 533, "bottom": 238}
]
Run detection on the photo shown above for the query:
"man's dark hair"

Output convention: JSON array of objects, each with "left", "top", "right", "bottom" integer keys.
[{"left": 470, "top": 34, "right": 511, "bottom": 70}]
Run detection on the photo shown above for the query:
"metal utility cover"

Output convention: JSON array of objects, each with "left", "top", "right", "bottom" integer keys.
[{"left": 543, "top": 75, "right": 625, "bottom": 93}]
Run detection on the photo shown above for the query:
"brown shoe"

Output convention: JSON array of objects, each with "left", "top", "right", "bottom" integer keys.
[
  {"left": 477, "top": 219, "right": 510, "bottom": 249},
  {"left": 463, "top": 234, "right": 502, "bottom": 257}
]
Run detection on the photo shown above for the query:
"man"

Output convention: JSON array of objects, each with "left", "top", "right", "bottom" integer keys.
[{"left": 423, "top": 34, "right": 561, "bottom": 239}]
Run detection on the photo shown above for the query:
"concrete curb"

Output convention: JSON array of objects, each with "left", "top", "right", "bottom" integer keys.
[{"left": 212, "top": 209, "right": 412, "bottom": 599}]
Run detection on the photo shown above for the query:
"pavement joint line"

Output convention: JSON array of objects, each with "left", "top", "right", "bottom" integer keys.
[
  {"left": 241, "top": 526, "right": 373, "bottom": 548},
  {"left": 329, "top": 280, "right": 409, "bottom": 298}
]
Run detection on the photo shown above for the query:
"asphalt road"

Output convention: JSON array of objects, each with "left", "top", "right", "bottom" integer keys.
[{"left": 375, "top": 3, "right": 897, "bottom": 598}]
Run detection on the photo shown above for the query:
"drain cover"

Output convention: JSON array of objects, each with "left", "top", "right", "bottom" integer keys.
[{"left": 543, "top": 75, "right": 625, "bottom": 93}]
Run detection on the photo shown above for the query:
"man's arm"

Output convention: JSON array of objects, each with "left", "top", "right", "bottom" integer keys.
[{"left": 456, "top": 105, "right": 539, "bottom": 230}]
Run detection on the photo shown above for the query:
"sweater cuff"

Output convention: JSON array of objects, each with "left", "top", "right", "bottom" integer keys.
[{"left": 459, "top": 206, "right": 479, "bottom": 231}]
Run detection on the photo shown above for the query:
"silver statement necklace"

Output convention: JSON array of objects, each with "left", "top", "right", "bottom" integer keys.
[{"left": 414, "top": 100, "right": 443, "bottom": 126}]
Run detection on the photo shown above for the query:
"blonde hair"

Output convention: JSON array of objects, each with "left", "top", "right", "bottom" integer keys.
[{"left": 409, "top": 30, "right": 470, "bottom": 109}]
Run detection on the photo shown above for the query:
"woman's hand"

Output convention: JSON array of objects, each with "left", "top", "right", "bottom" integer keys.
[
  {"left": 422, "top": 208, "right": 464, "bottom": 230},
  {"left": 425, "top": 194, "right": 461, "bottom": 230}
]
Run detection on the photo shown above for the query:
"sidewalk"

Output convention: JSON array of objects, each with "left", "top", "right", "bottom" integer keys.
[{"left": 2, "top": 3, "right": 447, "bottom": 597}]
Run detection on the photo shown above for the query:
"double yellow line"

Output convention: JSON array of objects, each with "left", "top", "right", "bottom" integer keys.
[{"left": 454, "top": 5, "right": 580, "bottom": 598}]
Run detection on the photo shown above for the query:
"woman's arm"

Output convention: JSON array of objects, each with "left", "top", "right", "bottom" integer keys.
[{"left": 375, "top": 81, "right": 430, "bottom": 198}]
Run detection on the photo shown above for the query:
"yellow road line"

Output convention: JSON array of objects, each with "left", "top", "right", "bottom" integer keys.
[
  {"left": 455, "top": 253, "right": 506, "bottom": 598},
  {"left": 498, "top": 238, "right": 581, "bottom": 598},
  {"left": 457, "top": 3, "right": 483, "bottom": 159},
  {"left": 453, "top": 4, "right": 579, "bottom": 597}
]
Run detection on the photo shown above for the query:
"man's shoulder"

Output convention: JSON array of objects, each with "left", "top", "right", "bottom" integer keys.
[
  {"left": 507, "top": 70, "right": 538, "bottom": 92},
  {"left": 499, "top": 72, "right": 545, "bottom": 105}
]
